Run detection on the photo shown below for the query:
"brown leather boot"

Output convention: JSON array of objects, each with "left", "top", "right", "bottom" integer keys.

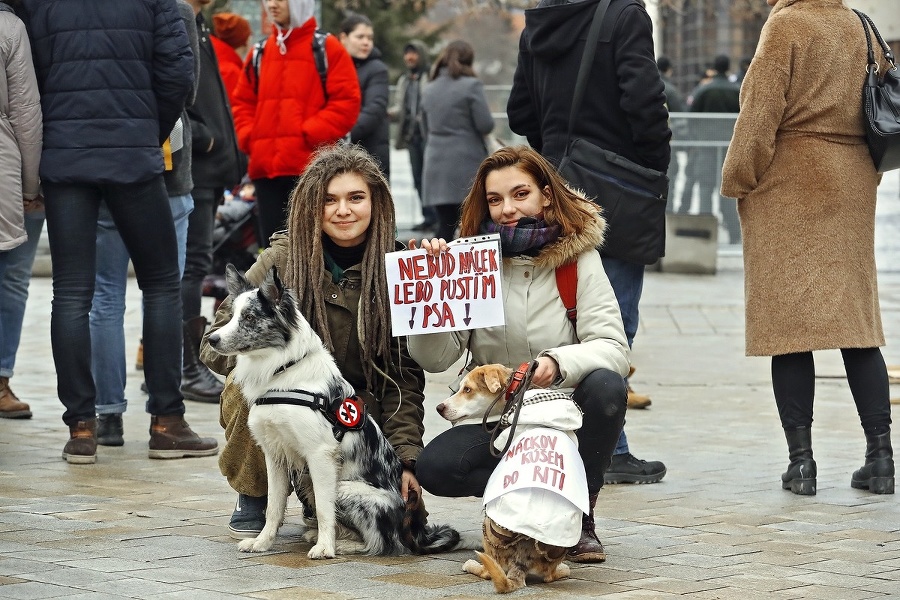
[
  {"left": 148, "top": 414, "right": 219, "bottom": 459},
  {"left": 567, "top": 493, "right": 606, "bottom": 563},
  {"left": 626, "top": 366, "right": 651, "bottom": 409},
  {"left": 62, "top": 419, "right": 97, "bottom": 464},
  {"left": 0, "top": 377, "right": 32, "bottom": 419}
]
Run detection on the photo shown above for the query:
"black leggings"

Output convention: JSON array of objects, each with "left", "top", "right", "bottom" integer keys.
[
  {"left": 417, "top": 368, "right": 627, "bottom": 497},
  {"left": 771, "top": 348, "right": 892, "bottom": 436},
  {"left": 433, "top": 203, "right": 461, "bottom": 241}
]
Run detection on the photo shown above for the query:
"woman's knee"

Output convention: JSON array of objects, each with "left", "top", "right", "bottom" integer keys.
[{"left": 574, "top": 368, "right": 627, "bottom": 418}]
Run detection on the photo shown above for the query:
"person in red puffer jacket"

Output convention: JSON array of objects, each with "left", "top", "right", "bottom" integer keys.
[
  {"left": 232, "top": 0, "right": 361, "bottom": 247},
  {"left": 211, "top": 12, "right": 251, "bottom": 106}
]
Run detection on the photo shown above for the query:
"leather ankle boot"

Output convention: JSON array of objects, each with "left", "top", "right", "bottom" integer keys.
[
  {"left": 567, "top": 493, "right": 606, "bottom": 563},
  {"left": 62, "top": 419, "right": 97, "bottom": 464},
  {"left": 180, "top": 317, "right": 224, "bottom": 403},
  {"left": 97, "top": 414, "right": 124, "bottom": 446},
  {"left": 0, "top": 377, "right": 31, "bottom": 419},
  {"left": 148, "top": 414, "right": 218, "bottom": 459},
  {"left": 782, "top": 427, "right": 816, "bottom": 495},
  {"left": 851, "top": 431, "right": 894, "bottom": 494}
]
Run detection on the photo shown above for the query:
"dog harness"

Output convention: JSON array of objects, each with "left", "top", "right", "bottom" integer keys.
[{"left": 254, "top": 390, "right": 366, "bottom": 441}]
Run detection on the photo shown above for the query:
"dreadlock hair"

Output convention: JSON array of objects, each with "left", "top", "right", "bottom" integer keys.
[
  {"left": 283, "top": 144, "right": 397, "bottom": 386},
  {"left": 458, "top": 145, "right": 599, "bottom": 238}
]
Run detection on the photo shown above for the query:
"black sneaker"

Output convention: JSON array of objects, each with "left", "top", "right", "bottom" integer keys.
[
  {"left": 228, "top": 493, "right": 266, "bottom": 539},
  {"left": 604, "top": 452, "right": 667, "bottom": 484},
  {"left": 96, "top": 414, "right": 124, "bottom": 447}
]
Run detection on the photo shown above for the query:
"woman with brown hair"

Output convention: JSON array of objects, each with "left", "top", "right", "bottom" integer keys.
[
  {"left": 200, "top": 144, "right": 428, "bottom": 537},
  {"left": 409, "top": 145, "right": 629, "bottom": 563},
  {"left": 420, "top": 39, "right": 495, "bottom": 241}
]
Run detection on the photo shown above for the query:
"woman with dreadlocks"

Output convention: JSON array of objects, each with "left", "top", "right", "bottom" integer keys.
[{"left": 200, "top": 144, "right": 427, "bottom": 539}]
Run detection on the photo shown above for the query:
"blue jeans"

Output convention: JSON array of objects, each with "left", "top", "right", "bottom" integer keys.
[
  {"left": 601, "top": 255, "right": 645, "bottom": 456},
  {"left": 0, "top": 214, "right": 44, "bottom": 378},
  {"left": 90, "top": 194, "right": 193, "bottom": 415},
  {"left": 44, "top": 178, "right": 185, "bottom": 425}
]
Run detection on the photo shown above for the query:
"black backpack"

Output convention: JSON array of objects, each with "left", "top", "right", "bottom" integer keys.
[{"left": 246, "top": 29, "right": 330, "bottom": 98}]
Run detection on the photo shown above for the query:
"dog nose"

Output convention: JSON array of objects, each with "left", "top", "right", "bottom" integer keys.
[
  {"left": 436, "top": 403, "right": 445, "bottom": 415},
  {"left": 208, "top": 333, "right": 220, "bottom": 347}
]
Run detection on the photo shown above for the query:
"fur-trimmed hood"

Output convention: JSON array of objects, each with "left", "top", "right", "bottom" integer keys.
[{"left": 532, "top": 198, "right": 606, "bottom": 270}]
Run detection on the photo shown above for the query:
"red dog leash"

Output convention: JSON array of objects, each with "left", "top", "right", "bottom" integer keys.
[{"left": 484, "top": 361, "right": 537, "bottom": 457}]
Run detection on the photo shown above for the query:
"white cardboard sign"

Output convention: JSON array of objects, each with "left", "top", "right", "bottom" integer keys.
[{"left": 386, "top": 234, "right": 505, "bottom": 336}]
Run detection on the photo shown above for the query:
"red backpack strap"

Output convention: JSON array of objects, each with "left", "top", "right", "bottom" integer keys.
[{"left": 555, "top": 261, "right": 578, "bottom": 325}]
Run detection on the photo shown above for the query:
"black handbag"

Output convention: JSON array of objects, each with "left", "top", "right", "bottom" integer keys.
[
  {"left": 556, "top": 0, "right": 669, "bottom": 265},
  {"left": 854, "top": 10, "right": 900, "bottom": 173}
]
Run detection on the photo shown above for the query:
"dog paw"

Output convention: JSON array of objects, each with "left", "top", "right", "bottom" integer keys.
[
  {"left": 307, "top": 543, "right": 336, "bottom": 559},
  {"left": 237, "top": 538, "right": 272, "bottom": 553},
  {"left": 462, "top": 558, "right": 480, "bottom": 573},
  {"left": 301, "top": 528, "right": 318, "bottom": 543}
]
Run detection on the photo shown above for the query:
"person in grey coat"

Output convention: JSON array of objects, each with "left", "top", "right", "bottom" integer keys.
[
  {"left": 0, "top": 0, "right": 40, "bottom": 256},
  {"left": 421, "top": 40, "right": 494, "bottom": 241},
  {"left": 0, "top": 0, "right": 42, "bottom": 421}
]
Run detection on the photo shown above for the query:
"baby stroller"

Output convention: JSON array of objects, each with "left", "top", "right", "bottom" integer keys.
[{"left": 203, "top": 181, "right": 260, "bottom": 311}]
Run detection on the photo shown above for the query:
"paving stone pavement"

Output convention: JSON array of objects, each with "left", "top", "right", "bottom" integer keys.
[{"left": 2, "top": 170, "right": 900, "bottom": 599}]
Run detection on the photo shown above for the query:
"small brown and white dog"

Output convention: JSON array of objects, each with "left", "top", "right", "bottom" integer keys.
[{"left": 438, "top": 364, "right": 575, "bottom": 593}]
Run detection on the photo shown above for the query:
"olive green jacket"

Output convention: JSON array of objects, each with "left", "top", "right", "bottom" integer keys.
[{"left": 200, "top": 233, "right": 427, "bottom": 496}]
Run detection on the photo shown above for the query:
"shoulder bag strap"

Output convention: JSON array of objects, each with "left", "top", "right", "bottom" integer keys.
[
  {"left": 854, "top": 9, "right": 896, "bottom": 72},
  {"left": 565, "top": 0, "right": 613, "bottom": 149}
]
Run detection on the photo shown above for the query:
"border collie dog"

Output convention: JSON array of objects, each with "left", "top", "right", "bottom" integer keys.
[{"left": 207, "top": 264, "right": 460, "bottom": 558}]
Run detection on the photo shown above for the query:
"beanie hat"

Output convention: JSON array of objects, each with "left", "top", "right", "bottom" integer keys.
[{"left": 213, "top": 13, "right": 252, "bottom": 50}]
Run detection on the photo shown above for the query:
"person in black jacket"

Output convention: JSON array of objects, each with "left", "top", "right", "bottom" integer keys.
[
  {"left": 507, "top": 0, "right": 671, "bottom": 563},
  {"left": 20, "top": 0, "right": 219, "bottom": 464},
  {"left": 339, "top": 13, "right": 390, "bottom": 179},
  {"left": 686, "top": 54, "right": 741, "bottom": 243},
  {"left": 181, "top": 0, "right": 243, "bottom": 404}
]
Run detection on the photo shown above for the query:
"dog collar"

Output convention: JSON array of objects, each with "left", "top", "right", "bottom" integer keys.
[{"left": 505, "top": 362, "right": 532, "bottom": 404}]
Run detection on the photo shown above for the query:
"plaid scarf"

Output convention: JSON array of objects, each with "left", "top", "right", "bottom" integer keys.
[{"left": 481, "top": 216, "right": 562, "bottom": 255}]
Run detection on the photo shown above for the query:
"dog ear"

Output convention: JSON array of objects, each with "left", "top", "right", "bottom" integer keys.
[
  {"left": 483, "top": 368, "right": 508, "bottom": 394},
  {"left": 224, "top": 263, "right": 252, "bottom": 297},
  {"left": 258, "top": 266, "right": 283, "bottom": 307}
]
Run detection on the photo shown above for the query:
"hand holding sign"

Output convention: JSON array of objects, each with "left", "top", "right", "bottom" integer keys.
[{"left": 386, "top": 234, "right": 505, "bottom": 336}]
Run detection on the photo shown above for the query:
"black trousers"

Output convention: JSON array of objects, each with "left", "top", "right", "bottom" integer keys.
[
  {"left": 181, "top": 186, "right": 220, "bottom": 320},
  {"left": 772, "top": 348, "right": 892, "bottom": 436},
  {"left": 417, "top": 368, "right": 626, "bottom": 497},
  {"left": 254, "top": 176, "right": 298, "bottom": 248}
]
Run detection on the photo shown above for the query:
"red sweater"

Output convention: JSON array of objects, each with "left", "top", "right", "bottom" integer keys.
[{"left": 231, "top": 18, "right": 361, "bottom": 179}]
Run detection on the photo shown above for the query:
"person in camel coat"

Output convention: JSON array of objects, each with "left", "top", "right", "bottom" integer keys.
[{"left": 721, "top": 0, "right": 893, "bottom": 496}]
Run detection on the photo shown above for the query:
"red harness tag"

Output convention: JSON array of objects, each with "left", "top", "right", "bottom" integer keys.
[
  {"left": 334, "top": 396, "right": 364, "bottom": 428},
  {"left": 505, "top": 362, "right": 532, "bottom": 404}
]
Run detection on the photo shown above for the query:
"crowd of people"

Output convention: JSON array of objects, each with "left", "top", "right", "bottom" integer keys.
[{"left": 0, "top": 0, "right": 894, "bottom": 571}]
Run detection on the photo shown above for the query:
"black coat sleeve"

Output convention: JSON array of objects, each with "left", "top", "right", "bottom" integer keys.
[
  {"left": 507, "top": 30, "right": 543, "bottom": 151},
  {"left": 351, "top": 61, "right": 389, "bottom": 141},
  {"left": 152, "top": 0, "right": 194, "bottom": 144},
  {"left": 613, "top": 6, "right": 671, "bottom": 172}
]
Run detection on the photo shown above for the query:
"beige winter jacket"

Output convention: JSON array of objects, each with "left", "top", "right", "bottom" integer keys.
[
  {"left": 0, "top": 6, "right": 41, "bottom": 251},
  {"left": 408, "top": 209, "right": 630, "bottom": 399},
  {"left": 721, "top": 0, "right": 886, "bottom": 356}
]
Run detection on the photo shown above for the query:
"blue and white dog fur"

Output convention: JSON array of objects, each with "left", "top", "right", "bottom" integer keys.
[{"left": 208, "top": 264, "right": 461, "bottom": 558}]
